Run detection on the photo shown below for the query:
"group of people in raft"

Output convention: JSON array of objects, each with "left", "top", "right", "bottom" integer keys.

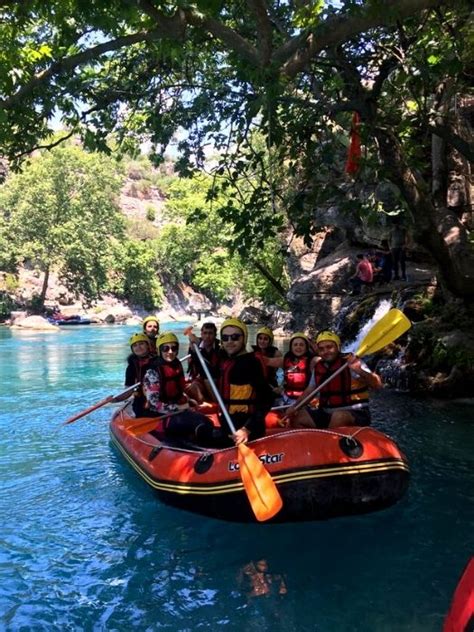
[{"left": 125, "top": 315, "right": 382, "bottom": 447}]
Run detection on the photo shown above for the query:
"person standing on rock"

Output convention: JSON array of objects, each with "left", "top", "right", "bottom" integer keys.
[
  {"left": 348, "top": 254, "right": 374, "bottom": 295},
  {"left": 388, "top": 221, "right": 408, "bottom": 281},
  {"left": 142, "top": 315, "right": 160, "bottom": 354}
]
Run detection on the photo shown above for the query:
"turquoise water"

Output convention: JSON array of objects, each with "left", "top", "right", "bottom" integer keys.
[{"left": 1, "top": 325, "right": 473, "bottom": 631}]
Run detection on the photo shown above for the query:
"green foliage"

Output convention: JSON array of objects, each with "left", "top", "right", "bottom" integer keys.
[
  {"left": 145, "top": 204, "right": 156, "bottom": 222},
  {"left": 111, "top": 239, "right": 164, "bottom": 310},
  {"left": 0, "top": 145, "right": 125, "bottom": 307}
]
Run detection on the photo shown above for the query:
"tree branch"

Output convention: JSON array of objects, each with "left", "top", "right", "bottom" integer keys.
[
  {"left": 0, "top": 24, "right": 185, "bottom": 110},
  {"left": 246, "top": 0, "right": 273, "bottom": 65},
  {"left": 429, "top": 123, "right": 474, "bottom": 163},
  {"left": 274, "top": 0, "right": 456, "bottom": 77}
]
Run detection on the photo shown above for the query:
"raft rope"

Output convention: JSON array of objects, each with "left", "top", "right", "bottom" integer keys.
[{"left": 121, "top": 425, "right": 369, "bottom": 452}]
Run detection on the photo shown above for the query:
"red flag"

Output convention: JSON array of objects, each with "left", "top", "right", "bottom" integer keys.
[{"left": 345, "top": 112, "right": 361, "bottom": 175}]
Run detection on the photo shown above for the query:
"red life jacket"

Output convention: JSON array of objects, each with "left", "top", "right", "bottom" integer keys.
[
  {"left": 313, "top": 354, "right": 369, "bottom": 409},
  {"left": 283, "top": 354, "right": 311, "bottom": 399},
  {"left": 156, "top": 358, "right": 186, "bottom": 404},
  {"left": 252, "top": 345, "right": 279, "bottom": 387},
  {"left": 219, "top": 355, "right": 256, "bottom": 415}
]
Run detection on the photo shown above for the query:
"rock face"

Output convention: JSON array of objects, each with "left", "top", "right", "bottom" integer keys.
[{"left": 11, "top": 315, "right": 59, "bottom": 331}]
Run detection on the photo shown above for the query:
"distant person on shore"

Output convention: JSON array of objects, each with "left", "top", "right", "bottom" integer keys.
[
  {"left": 348, "top": 253, "right": 373, "bottom": 295},
  {"left": 142, "top": 316, "right": 160, "bottom": 354},
  {"left": 375, "top": 239, "right": 393, "bottom": 283},
  {"left": 284, "top": 331, "right": 382, "bottom": 429},
  {"left": 389, "top": 222, "right": 408, "bottom": 281},
  {"left": 124, "top": 333, "right": 155, "bottom": 418},
  {"left": 143, "top": 332, "right": 214, "bottom": 443},
  {"left": 186, "top": 322, "right": 221, "bottom": 404}
]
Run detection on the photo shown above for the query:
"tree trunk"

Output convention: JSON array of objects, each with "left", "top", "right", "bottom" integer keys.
[
  {"left": 375, "top": 128, "right": 474, "bottom": 302},
  {"left": 39, "top": 265, "right": 50, "bottom": 311},
  {"left": 250, "top": 258, "right": 287, "bottom": 298}
]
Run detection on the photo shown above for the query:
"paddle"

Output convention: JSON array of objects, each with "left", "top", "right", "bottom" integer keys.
[
  {"left": 192, "top": 342, "right": 283, "bottom": 522},
  {"left": 123, "top": 409, "right": 187, "bottom": 436},
  {"left": 62, "top": 382, "right": 141, "bottom": 425},
  {"left": 276, "top": 308, "right": 412, "bottom": 414}
]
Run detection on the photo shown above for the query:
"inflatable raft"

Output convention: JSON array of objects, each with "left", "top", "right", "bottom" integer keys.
[{"left": 110, "top": 406, "right": 409, "bottom": 523}]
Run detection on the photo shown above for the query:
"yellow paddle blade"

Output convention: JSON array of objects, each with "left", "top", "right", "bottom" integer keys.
[
  {"left": 356, "top": 308, "right": 412, "bottom": 357},
  {"left": 237, "top": 443, "right": 283, "bottom": 522}
]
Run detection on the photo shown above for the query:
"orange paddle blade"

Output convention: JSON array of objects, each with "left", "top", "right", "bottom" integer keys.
[
  {"left": 124, "top": 418, "right": 161, "bottom": 436},
  {"left": 237, "top": 443, "right": 283, "bottom": 522}
]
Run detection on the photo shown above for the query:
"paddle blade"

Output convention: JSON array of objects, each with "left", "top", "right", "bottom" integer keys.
[
  {"left": 237, "top": 444, "right": 283, "bottom": 522},
  {"left": 125, "top": 418, "right": 161, "bottom": 436},
  {"left": 356, "top": 308, "right": 411, "bottom": 357}
]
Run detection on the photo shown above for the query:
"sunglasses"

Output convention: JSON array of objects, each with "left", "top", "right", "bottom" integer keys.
[
  {"left": 221, "top": 333, "right": 243, "bottom": 342},
  {"left": 161, "top": 344, "right": 178, "bottom": 353}
]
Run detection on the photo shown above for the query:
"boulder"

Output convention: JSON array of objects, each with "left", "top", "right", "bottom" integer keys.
[
  {"left": 12, "top": 315, "right": 59, "bottom": 331},
  {"left": 94, "top": 305, "right": 134, "bottom": 324},
  {"left": 238, "top": 306, "right": 271, "bottom": 325}
]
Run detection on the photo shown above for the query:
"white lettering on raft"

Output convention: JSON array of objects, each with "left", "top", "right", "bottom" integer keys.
[{"left": 228, "top": 452, "right": 285, "bottom": 471}]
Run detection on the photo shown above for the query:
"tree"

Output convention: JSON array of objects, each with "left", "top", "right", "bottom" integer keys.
[
  {"left": 0, "top": 145, "right": 124, "bottom": 308},
  {"left": 0, "top": 0, "right": 472, "bottom": 299}
]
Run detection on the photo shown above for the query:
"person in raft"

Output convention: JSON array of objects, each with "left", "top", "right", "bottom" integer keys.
[
  {"left": 285, "top": 330, "right": 382, "bottom": 429},
  {"left": 186, "top": 321, "right": 221, "bottom": 404},
  {"left": 124, "top": 332, "right": 155, "bottom": 418},
  {"left": 142, "top": 315, "right": 160, "bottom": 354},
  {"left": 251, "top": 326, "right": 282, "bottom": 396},
  {"left": 214, "top": 318, "right": 273, "bottom": 446},
  {"left": 266, "top": 333, "right": 317, "bottom": 410},
  {"left": 142, "top": 332, "right": 214, "bottom": 443}
]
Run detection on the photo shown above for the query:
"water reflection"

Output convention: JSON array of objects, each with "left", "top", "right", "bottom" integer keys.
[{"left": 238, "top": 559, "right": 287, "bottom": 598}]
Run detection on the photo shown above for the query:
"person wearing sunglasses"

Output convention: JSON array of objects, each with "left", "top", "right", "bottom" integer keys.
[
  {"left": 143, "top": 332, "right": 214, "bottom": 442},
  {"left": 213, "top": 318, "right": 273, "bottom": 446}
]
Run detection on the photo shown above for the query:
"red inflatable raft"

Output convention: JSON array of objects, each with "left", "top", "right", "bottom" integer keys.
[{"left": 110, "top": 405, "right": 409, "bottom": 523}]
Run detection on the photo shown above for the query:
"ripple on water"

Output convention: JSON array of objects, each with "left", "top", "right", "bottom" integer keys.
[{"left": 1, "top": 329, "right": 473, "bottom": 631}]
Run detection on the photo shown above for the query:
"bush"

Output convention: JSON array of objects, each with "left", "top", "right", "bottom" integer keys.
[{"left": 146, "top": 205, "right": 156, "bottom": 222}]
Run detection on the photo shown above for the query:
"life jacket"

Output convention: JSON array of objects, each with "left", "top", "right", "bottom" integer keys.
[
  {"left": 313, "top": 354, "right": 369, "bottom": 409},
  {"left": 219, "top": 354, "right": 257, "bottom": 415},
  {"left": 125, "top": 354, "right": 154, "bottom": 417},
  {"left": 188, "top": 342, "right": 221, "bottom": 380},
  {"left": 126, "top": 354, "right": 153, "bottom": 385},
  {"left": 155, "top": 358, "right": 186, "bottom": 404},
  {"left": 252, "top": 345, "right": 279, "bottom": 387},
  {"left": 283, "top": 353, "right": 312, "bottom": 399}
]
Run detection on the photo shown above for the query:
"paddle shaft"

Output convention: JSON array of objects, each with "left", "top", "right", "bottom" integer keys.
[
  {"left": 192, "top": 343, "right": 237, "bottom": 434},
  {"left": 63, "top": 382, "right": 141, "bottom": 425}
]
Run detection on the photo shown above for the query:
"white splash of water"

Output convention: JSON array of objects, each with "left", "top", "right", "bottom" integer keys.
[{"left": 344, "top": 299, "right": 393, "bottom": 354}]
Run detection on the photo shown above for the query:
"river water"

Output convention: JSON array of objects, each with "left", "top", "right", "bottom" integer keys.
[{"left": 0, "top": 324, "right": 472, "bottom": 631}]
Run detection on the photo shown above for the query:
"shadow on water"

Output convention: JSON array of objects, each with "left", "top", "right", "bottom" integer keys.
[{"left": 0, "top": 326, "right": 473, "bottom": 631}]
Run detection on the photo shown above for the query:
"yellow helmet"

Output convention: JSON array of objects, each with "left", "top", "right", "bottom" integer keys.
[
  {"left": 129, "top": 332, "right": 151, "bottom": 348},
  {"left": 157, "top": 332, "right": 179, "bottom": 349},
  {"left": 220, "top": 318, "right": 248, "bottom": 345},
  {"left": 256, "top": 326, "right": 274, "bottom": 344},
  {"left": 315, "top": 330, "right": 341, "bottom": 350},
  {"left": 142, "top": 315, "right": 160, "bottom": 331},
  {"left": 290, "top": 332, "right": 310, "bottom": 345}
]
